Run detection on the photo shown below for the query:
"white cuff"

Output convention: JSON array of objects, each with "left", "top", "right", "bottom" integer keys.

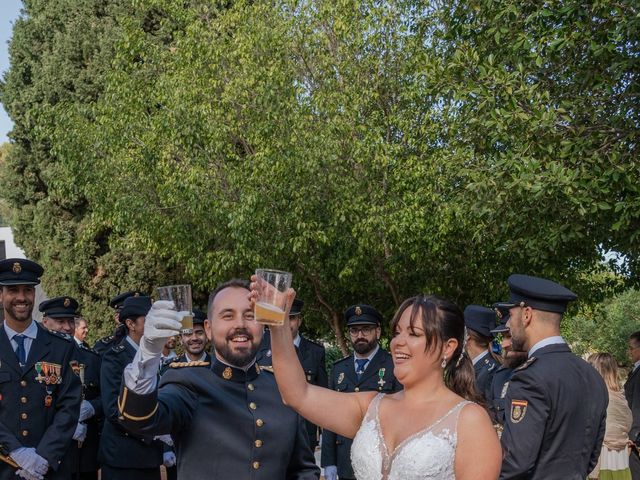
[{"left": 123, "top": 347, "right": 161, "bottom": 394}]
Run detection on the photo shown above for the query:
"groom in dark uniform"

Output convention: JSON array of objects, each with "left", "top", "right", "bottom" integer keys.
[{"left": 321, "top": 304, "right": 402, "bottom": 480}]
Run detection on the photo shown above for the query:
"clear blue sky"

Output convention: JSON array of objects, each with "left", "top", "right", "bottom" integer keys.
[{"left": 0, "top": 0, "right": 23, "bottom": 144}]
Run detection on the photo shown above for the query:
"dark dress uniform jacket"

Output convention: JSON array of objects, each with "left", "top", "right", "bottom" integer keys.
[
  {"left": 258, "top": 332, "right": 328, "bottom": 448},
  {"left": 93, "top": 334, "right": 117, "bottom": 356},
  {"left": 321, "top": 348, "right": 402, "bottom": 479},
  {"left": 487, "top": 366, "right": 514, "bottom": 426},
  {"left": 500, "top": 343, "right": 608, "bottom": 480},
  {"left": 70, "top": 342, "right": 103, "bottom": 474},
  {"left": 0, "top": 323, "right": 81, "bottom": 480},
  {"left": 474, "top": 352, "right": 499, "bottom": 401},
  {"left": 624, "top": 366, "right": 640, "bottom": 478},
  {"left": 99, "top": 339, "right": 163, "bottom": 470},
  {"left": 118, "top": 359, "right": 320, "bottom": 479}
]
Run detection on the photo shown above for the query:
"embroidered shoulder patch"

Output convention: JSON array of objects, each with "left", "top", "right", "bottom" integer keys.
[{"left": 510, "top": 400, "right": 528, "bottom": 423}]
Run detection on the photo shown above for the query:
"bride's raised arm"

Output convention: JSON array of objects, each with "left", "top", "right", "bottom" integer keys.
[{"left": 249, "top": 279, "right": 375, "bottom": 439}]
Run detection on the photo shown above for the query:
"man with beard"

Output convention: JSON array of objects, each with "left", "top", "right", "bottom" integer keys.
[
  {"left": 321, "top": 305, "right": 401, "bottom": 480},
  {"left": 117, "top": 279, "right": 319, "bottom": 479},
  {"left": 495, "top": 274, "right": 608, "bottom": 480},
  {"left": 40, "top": 297, "right": 103, "bottom": 480},
  {"left": 0, "top": 259, "right": 81, "bottom": 480},
  {"left": 486, "top": 308, "right": 528, "bottom": 430}
]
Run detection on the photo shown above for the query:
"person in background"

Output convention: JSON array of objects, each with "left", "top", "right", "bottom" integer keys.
[
  {"left": 94, "top": 291, "right": 143, "bottom": 356},
  {"left": 624, "top": 331, "right": 640, "bottom": 479},
  {"left": 99, "top": 295, "right": 163, "bottom": 480},
  {"left": 74, "top": 317, "right": 91, "bottom": 349},
  {"left": 588, "top": 353, "right": 632, "bottom": 480},
  {"left": 40, "top": 297, "right": 102, "bottom": 480},
  {"left": 463, "top": 305, "right": 500, "bottom": 401},
  {"left": 486, "top": 308, "right": 528, "bottom": 429},
  {"left": 0, "top": 259, "right": 81, "bottom": 480}
]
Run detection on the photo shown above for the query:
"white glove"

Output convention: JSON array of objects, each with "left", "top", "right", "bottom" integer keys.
[
  {"left": 15, "top": 470, "right": 43, "bottom": 480},
  {"left": 323, "top": 465, "right": 338, "bottom": 480},
  {"left": 10, "top": 448, "right": 48, "bottom": 476},
  {"left": 72, "top": 422, "right": 88, "bottom": 442},
  {"left": 163, "top": 451, "right": 176, "bottom": 468},
  {"left": 140, "top": 301, "right": 183, "bottom": 357},
  {"left": 79, "top": 399, "right": 95, "bottom": 422},
  {"left": 154, "top": 434, "right": 174, "bottom": 447}
]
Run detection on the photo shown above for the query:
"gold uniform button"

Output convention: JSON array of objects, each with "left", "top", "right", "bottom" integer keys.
[
  {"left": 248, "top": 384, "right": 255, "bottom": 391},
  {"left": 253, "top": 461, "right": 260, "bottom": 469},
  {"left": 20, "top": 413, "right": 27, "bottom": 420},
  {"left": 20, "top": 381, "right": 27, "bottom": 387},
  {"left": 21, "top": 430, "right": 28, "bottom": 437},
  {"left": 249, "top": 402, "right": 257, "bottom": 410},
  {"left": 20, "top": 397, "right": 27, "bottom": 404},
  {"left": 354, "top": 387, "right": 360, "bottom": 392},
  {"left": 256, "top": 419, "right": 264, "bottom": 427},
  {"left": 255, "top": 439, "right": 263, "bottom": 448}
]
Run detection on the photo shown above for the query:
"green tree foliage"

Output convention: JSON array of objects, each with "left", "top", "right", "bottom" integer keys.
[
  {"left": 564, "top": 288, "right": 640, "bottom": 365},
  {"left": 1, "top": 0, "right": 638, "bottom": 351}
]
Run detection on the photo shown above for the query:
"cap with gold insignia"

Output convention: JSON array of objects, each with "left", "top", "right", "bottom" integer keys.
[
  {"left": 344, "top": 304, "right": 382, "bottom": 326},
  {"left": 464, "top": 305, "right": 497, "bottom": 338},
  {"left": 490, "top": 305, "right": 511, "bottom": 334},
  {"left": 193, "top": 308, "right": 206, "bottom": 325},
  {"left": 0, "top": 258, "right": 44, "bottom": 286},
  {"left": 39, "top": 296, "right": 79, "bottom": 318},
  {"left": 289, "top": 298, "right": 304, "bottom": 317},
  {"left": 118, "top": 296, "right": 152, "bottom": 322},
  {"left": 109, "top": 291, "right": 143, "bottom": 310},
  {"left": 494, "top": 274, "right": 577, "bottom": 314}
]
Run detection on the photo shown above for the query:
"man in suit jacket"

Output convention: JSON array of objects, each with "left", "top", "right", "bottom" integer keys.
[
  {"left": 625, "top": 331, "right": 640, "bottom": 479},
  {"left": 0, "top": 259, "right": 81, "bottom": 480},
  {"left": 495, "top": 274, "right": 608, "bottom": 480},
  {"left": 321, "top": 304, "right": 402, "bottom": 480},
  {"left": 257, "top": 298, "right": 328, "bottom": 449}
]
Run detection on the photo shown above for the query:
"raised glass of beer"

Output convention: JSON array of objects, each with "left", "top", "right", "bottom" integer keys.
[
  {"left": 254, "top": 269, "right": 292, "bottom": 326},
  {"left": 156, "top": 284, "right": 194, "bottom": 331}
]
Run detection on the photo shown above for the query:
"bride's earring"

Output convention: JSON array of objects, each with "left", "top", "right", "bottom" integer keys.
[{"left": 441, "top": 357, "right": 447, "bottom": 368}]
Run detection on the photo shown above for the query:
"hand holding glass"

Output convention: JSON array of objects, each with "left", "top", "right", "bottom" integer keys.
[
  {"left": 254, "top": 269, "right": 292, "bottom": 326},
  {"left": 156, "top": 284, "right": 193, "bottom": 331}
]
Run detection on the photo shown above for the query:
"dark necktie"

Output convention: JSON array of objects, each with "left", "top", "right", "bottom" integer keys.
[
  {"left": 355, "top": 359, "right": 369, "bottom": 380},
  {"left": 14, "top": 334, "right": 26, "bottom": 366}
]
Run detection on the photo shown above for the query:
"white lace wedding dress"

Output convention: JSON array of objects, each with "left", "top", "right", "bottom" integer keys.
[{"left": 351, "top": 393, "right": 469, "bottom": 480}]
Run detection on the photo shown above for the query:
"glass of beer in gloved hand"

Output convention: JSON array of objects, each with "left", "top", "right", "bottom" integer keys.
[
  {"left": 254, "top": 269, "right": 292, "bottom": 326},
  {"left": 156, "top": 284, "right": 194, "bottom": 331}
]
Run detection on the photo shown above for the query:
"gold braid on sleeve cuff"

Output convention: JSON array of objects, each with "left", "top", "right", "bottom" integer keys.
[{"left": 118, "top": 386, "right": 158, "bottom": 421}]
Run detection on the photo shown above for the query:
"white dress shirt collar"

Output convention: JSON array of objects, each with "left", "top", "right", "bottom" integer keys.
[{"left": 529, "top": 336, "right": 566, "bottom": 357}]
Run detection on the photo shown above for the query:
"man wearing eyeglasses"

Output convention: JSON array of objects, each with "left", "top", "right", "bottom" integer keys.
[
  {"left": 320, "top": 304, "right": 401, "bottom": 480},
  {"left": 624, "top": 331, "right": 640, "bottom": 479}
]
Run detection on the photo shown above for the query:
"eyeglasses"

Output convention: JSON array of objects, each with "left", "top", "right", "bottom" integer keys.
[{"left": 348, "top": 326, "right": 376, "bottom": 336}]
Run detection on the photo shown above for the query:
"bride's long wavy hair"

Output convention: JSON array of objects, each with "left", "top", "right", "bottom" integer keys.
[{"left": 390, "top": 295, "right": 483, "bottom": 403}]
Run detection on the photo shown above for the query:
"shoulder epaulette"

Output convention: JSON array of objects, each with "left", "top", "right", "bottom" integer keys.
[
  {"left": 259, "top": 365, "right": 274, "bottom": 373},
  {"left": 333, "top": 355, "right": 351, "bottom": 365},
  {"left": 46, "top": 329, "right": 72, "bottom": 341},
  {"left": 78, "top": 343, "right": 100, "bottom": 355},
  {"left": 305, "top": 338, "right": 324, "bottom": 349},
  {"left": 111, "top": 344, "right": 126, "bottom": 353},
  {"left": 168, "top": 361, "right": 210, "bottom": 369},
  {"left": 99, "top": 335, "right": 115, "bottom": 344},
  {"left": 514, "top": 356, "right": 537, "bottom": 372}
]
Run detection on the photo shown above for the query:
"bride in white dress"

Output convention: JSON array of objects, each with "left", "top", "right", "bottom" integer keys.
[{"left": 252, "top": 284, "right": 502, "bottom": 480}]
